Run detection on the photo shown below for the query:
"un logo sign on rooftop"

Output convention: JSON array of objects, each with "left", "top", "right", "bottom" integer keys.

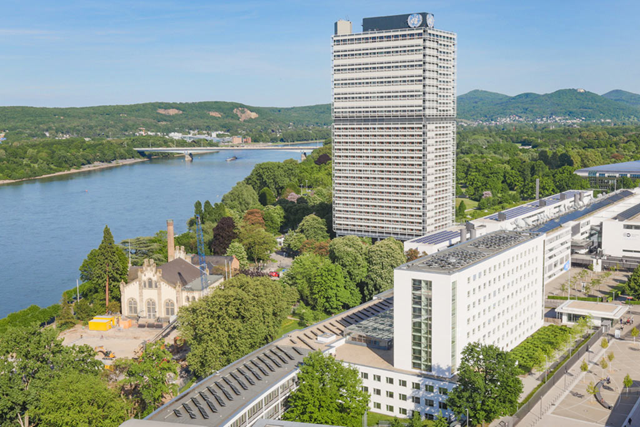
[{"left": 407, "top": 13, "right": 423, "bottom": 28}]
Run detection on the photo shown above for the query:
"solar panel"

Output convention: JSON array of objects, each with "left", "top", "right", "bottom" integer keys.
[
  {"left": 412, "top": 230, "right": 459, "bottom": 245},
  {"left": 532, "top": 190, "right": 634, "bottom": 234},
  {"left": 616, "top": 202, "right": 640, "bottom": 221},
  {"left": 243, "top": 363, "right": 262, "bottom": 381},
  {"left": 230, "top": 372, "right": 249, "bottom": 390},
  {"left": 292, "top": 346, "right": 303, "bottom": 355},
  {"left": 199, "top": 392, "right": 218, "bottom": 413},
  {"left": 257, "top": 356, "right": 275, "bottom": 372},
  {"left": 182, "top": 403, "right": 197, "bottom": 419},
  {"left": 214, "top": 381, "right": 234, "bottom": 401},
  {"left": 276, "top": 345, "right": 295, "bottom": 360},
  {"left": 252, "top": 360, "right": 269, "bottom": 376},
  {"left": 223, "top": 377, "right": 241, "bottom": 395},
  {"left": 173, "top": 409, "right": 183, "bottom": 418},
  {"left": 264, "top": 353, "right": 282, "bottom": 368},
  {"left": 191, "top": 397, "right": 209, "bottom": 419},
  {"left": 269, "top": 349, "right": 288, "bottom": 365}
]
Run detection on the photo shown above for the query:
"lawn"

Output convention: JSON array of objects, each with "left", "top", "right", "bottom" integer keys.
[
  {"left": 367, "top": 411, "right": 400, "bottom": 426},
  {"left": 455, "top": 197, "right": 477, "bottom": 210},
  {"left": 277, "top": 317, "right": 301, "bottom": 338}
]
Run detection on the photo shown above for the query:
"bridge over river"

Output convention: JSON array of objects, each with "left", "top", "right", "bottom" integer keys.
[{"left": 134, "top": 143, "right": 322, "bottom": 160}]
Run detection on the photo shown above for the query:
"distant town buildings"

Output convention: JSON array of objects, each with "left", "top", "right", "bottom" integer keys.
[{"left": 332, "top": 13, "right": 457, "bottom": 241}]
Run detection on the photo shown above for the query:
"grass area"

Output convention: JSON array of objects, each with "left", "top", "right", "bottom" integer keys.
[
  {"left": 277, "top": 317, "right": 301, "bottom": 338},
  {"left": 456, "top": 197, "right": 478, "bottom": 210},
  {"left": 367, "top": 411, "right": 400, "bottom": 426}
]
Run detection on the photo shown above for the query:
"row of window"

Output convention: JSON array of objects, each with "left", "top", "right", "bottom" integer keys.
[{"left": 127, "top": 298, "right": 175, "bottom": 317}]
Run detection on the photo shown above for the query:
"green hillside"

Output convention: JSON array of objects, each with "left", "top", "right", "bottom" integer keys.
[
  {"left": 602, "top": 89, "right": 640, "bottom": 108},
  {"left": 0, "top": 101, "right": 331, "bottom": 142},
  {"left": 457, "top": 89, "right": 640, "bottom": 122}
]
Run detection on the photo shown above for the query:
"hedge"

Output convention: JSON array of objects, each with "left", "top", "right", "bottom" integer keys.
[
  {"left": 0, "top": 304, "right": 61, "bottom": 336},
  {"left": 626, "top": 300, "right": 640, "bottom": 305},
  {"left": 547, "top": 296, "right": 600, "bottom": 302}
]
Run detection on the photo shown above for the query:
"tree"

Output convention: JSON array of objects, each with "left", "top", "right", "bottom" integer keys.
[
  {"left": 283, "top": 253, "right": 359, "bottom": 314},
  {"left": 407, "top": 411, "right": 422, "bottom": 427},
  {"left": 56, "top": 299, "right": 76, "bottom": 330},
  {"left": 433, "top": 412, "right": 449, "bottom": 427},
  {"left": 211, "top": 217, "right": 237, "bottom": 255},
  {"left": 79, "top": 225, "right": 128, "bottom": 303},
  {"left": 329, "top": 235, "right": 369, "bottom": 288},
  {"left": 259, "top": 187, "right": 276, "bottom": 205},
  {"left": 607, "top": 352, "right": 615, "bottom": 372},
  {"left": 457, "top": 200, "right": 467, "bottom": 217},
  {"left": 244, "top": 209, "right": 266, "bottom": 228},
  {"left": 194, "top": 200, "right": 203, "bottom": 219},
  {"left": 390, "top": 417, "right": 403, "bottom": 427},
  {"left": 624, "top": 374, "right": 633, "bottom": 395},
  {"left": 226, "top": 242, "right": 249, "bottom": 270},
  {"left": 238, "top": 224, "right": 277, "bottom": 262},
  {"left": 0, "top": 325, "right": 102, "bottom": 427},
  {"left": 447, "top": 343, "right": 523, "bottom": 426},
  {"left": 283, "top": 351, "right": 369, "bottom": 427},
  {"left": 405, "top": 248, "right": 421, "bottom": 262},
  {"left": 580, "top": 359, "right": 589, "bottom": 378},
  {"left": 363, "top": 238, "right": 406, "bottom": 300},
  {"left": 121, "top": 231, "right": 168, "bottom": 266},
  {"left": 263, "top": 205, "right": 285, "bottom": 234},
  {"left": 560, "top": 281, "right": 568, "bottom": 297},
  {"left": 297, "top": 214, "right": 329, "bottom": 241},
  {"left": 117, "top": 341, "right": 178, "bottom": 417},
  {"left": 631, "top": 327, "right": 639, "bottom": 344},
  {"left": 178, "top": 275, "right": 297, "bottom": 377},
  {"left": 202, "top": 200, "right": 216, "bottom": 223},
  {"left": 222, "top": 181, "right": 259, "bottom": 213},
  {"left": 283, "top": 230, "right": 306, "bottom": 255},
  {"left": 30, "top": 371, "right": 130, "bottom": 427},
  {"left": 600, "top": 358, "right": 608, "bottom": 376},
  {"left": 74, "top": 298, "right": 94, "bottom": 322},
  {"left": 601, "top": 338, "right": 609, "bottom": 350},
  {"left": 624, "top": 264, "right": 640, "bottom": 299},
  {"left": 586, "top": 381, "right": 598, "bottom": 402},
  {"left": 244, "top": 161, "right": 298, "bottom": 196}
]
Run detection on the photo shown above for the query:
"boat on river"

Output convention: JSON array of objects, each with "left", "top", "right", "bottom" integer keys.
[{"left": 226, "top": 156, "right": 238, "bottom": 162}]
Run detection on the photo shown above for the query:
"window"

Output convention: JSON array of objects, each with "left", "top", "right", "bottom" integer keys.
[
  {"left": 165, "top": 300, "right": 175, "bottom": 316},
  {"left": 425, "top": 399, "right": 434, "bottom": 407},
  {"left": 399, "top": 408, "right": 407, "bottom": 415},
  {"left": 399, "top": 380, "right": 407, "bottom": 387},
  {"left": 399, "top": 394, "right": 407, "bottom": 401},
  {"left": 363, "top": 386, "right": 369, "bottom": 393},
  {"left": 425, "top": 384, "right": 434, "bottom": 392},
  {"left": 185, "top": 295, "right": 190, "bottom": 303},
  {"left": 439, "top": 402, "right": 448, "bottom": 410},
  {"left": 386, "top": 377, "right": 394, "bottom": 385},
  {"left": 412, "top": 382, "right": 420, "bottom": 390},
  {"left": 374, "top": 388, "right": 381, "bottom": 396},
  {"left": 146, "top": 299, "right": 157, "bottom": 318},
  {"left": 374, "top": 375, "right": 381, "bottom": 382},
  {"left": 373, "top": 402, "right": 381, "bottom": 409},
  {"left": 386, "top": 391, "right": 394, "bottom": 398},
  {"left": 147, "top": 279, "right": 152, "bottom": 288},
  {"left": 361, "top": 372, "right": 369, "bottom": 380},
  {"left": 127, "top": 299, "right": 137, "bottom": 315},
  {"left": 438, "top": 387, "right": 448, "bottom": 395},
  {"left": 426, "top": 414, "right": 435, "bottom": 421},
  {"left": 412, "top": 396, "right": 420, "bottom": 404},
  {"left": 386, "top": 405, "right": 394, "bottom": 412}
]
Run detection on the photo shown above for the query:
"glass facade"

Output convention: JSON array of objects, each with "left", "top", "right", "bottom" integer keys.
[
  {"left": 451, "top": 280, "right": 457, "bottom": 373},
  {"left": 411, "top": 279, "right": 432, "bottom": 371}
]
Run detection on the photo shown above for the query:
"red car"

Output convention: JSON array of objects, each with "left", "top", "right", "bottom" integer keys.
[{"left": 268, "top": 271, "right": 280, "bottom": 278}]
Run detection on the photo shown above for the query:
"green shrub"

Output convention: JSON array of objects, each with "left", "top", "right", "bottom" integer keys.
[
  {"left": 547, "top": 296, "right": 600, "bottom": 302},
  {"left": 510, "top": 325, "right": 572, "bottom": 374},
  {"left": 0, "top": 304, "right": 61, "bottom": 336}
]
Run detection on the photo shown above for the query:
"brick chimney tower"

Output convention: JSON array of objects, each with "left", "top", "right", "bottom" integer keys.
[{"left": 167, "top": 220, "right": 175, "bottom": 262}]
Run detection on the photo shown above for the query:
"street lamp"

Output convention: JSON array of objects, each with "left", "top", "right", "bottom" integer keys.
[{"left": 466, "top": 408, "right": 469, "bottom": 427}]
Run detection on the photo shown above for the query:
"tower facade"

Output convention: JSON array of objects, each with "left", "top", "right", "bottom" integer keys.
[{"left": 332, "top": 13, "right": 456, "bottom": 240}]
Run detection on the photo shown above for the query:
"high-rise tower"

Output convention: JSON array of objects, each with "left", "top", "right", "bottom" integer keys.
[{"left": 332, "top": 13, "right": 456, "bottom": 240}]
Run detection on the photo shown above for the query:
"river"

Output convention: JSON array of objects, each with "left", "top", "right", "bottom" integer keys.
[{"left": 0, "top": 145, "right": 316, "bottom": 318}]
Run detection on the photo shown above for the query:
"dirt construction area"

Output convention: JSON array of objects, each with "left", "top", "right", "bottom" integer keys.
[{"left": 59, "top": 323, "right": 179, "bottom": 360}]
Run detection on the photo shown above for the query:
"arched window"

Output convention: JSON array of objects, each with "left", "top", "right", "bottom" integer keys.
[
  {"left": 147, "top": 279, "right": 153, "bottom": 288},
  {"left": 128, "top": 299, "right": 138, "bottom": 315},
  {"left": 165, "top": 300, "right": 175, "bottom": 316},
  {"left": 154, "top": 280, "right": 158, "bottom": 288},
  {"left": 146, "top": 299, "right": 157, "bottom": 319},
  {"left": 185, "top": 296, "right": 190, "bottom": 303}
]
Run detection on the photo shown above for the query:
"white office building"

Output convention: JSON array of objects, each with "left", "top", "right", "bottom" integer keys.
[
  {"left": 332, "top": 13, "right": 457, "bottom": 240},
  {"left": 395, "top": 231, "right": 545, "bottom": 377}
]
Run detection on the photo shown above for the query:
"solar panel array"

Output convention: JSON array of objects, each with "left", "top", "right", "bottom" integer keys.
[
  {"left": 485, "top": 191, "right": 584, "bottom": 221},
  {"left": 531, "top": 190, "right": 634, "bottom": 234},
  {"left": 615, "top": 202, "right": 640, "bottom": 221},
  {"left": 411, "top": 230, "right": 459, "bottom": 245}
]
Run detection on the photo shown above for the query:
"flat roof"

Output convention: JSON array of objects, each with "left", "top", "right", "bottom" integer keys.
[
  {"left": 253, "top": 421, "right": 340, "bottom": 427},
  {"left": 530, "top": 190, "right": 634, "bottom": 234},
  {"left": 576, "top": 161, "right": 640, "bottom": 175},
  {"left": 483, "top": 190, "right": 586, "bottom": 222},
  {"left": 399, "top": 231, "right": 538, "bottom": 274},
  {"left": 407, "top": 229, "right": 461, "bottom": 246},
  {"left": 556, "top": 300, "right": 629, "bottom": 319}
]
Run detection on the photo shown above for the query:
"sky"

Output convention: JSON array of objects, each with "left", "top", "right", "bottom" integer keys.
[{"left": 1, "top": 0, "right": 639, "bottom": 108}]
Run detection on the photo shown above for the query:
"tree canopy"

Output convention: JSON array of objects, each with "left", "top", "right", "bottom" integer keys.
[
  {"left": 283, "top": 351, "right": 369, "bottom": 427},
  {"left": 221, "top": 182, "right": 259, "bottom": 213},
  {"left": 363, "top": 238, "right": 406, "bottom": 300},
  {"left": 447, "top": 343, "right": 523, "bottom": 425},
  {"left": 211, "top": 217, "right": 237, "bottom": 255},
  {"left": 178, "top": 275, "right": 298, "bottom": 377}
]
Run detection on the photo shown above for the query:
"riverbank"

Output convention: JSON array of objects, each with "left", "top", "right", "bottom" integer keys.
[{"left": 0, "top": 157, "right": 149, "bottom": 186}]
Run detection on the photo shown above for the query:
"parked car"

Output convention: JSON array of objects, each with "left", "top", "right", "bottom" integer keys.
[{"left": 268, "top": 271, "right": 280, "bottom": 278}]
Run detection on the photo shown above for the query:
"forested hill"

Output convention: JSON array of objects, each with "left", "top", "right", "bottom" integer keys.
[
  {"left": 0, "top": 101, "right": 331, "bottom": 141},
  {"left": 602, "top": 90, "right": 640, "bottom": 108},
  {"left": 458, "top": 89, "right": 640, "bottom": 122}
]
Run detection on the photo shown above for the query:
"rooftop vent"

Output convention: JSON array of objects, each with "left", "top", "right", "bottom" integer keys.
[{"left": 316, "top": 333, "right": 336, "bottom": 344}]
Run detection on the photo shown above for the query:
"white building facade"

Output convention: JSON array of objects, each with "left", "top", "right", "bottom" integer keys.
[
  {"left": 394, "top": 231, "right": 545, "bottom": 377},
  {"left": 332, "top": 13, "right": 457, "bottom": 240}
]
